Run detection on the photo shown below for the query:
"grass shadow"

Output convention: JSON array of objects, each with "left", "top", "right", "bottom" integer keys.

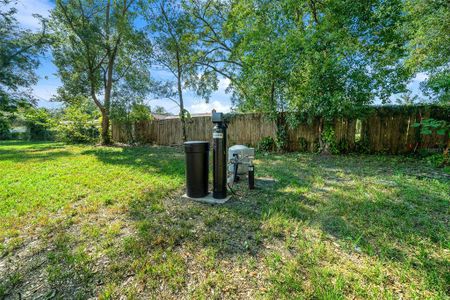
[
  {"left": 256, "top": 153, "right": 449, "bottom": 294},
  {"left": 80, "top": 146, "right": 185, "bottom": 177},
  {"left": 0, "top": 141, "right": 72, "bottom": 163}
]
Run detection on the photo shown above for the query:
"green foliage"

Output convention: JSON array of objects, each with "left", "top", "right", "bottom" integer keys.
[
  {"left": 50, "top": 0, "right": 150, "bottom": 144},
  {"left": 129, "top": 104, "right": 152, "bottom": 122},
  {"left": 23, "top": 108, "right": 56, "bottom": 140},
  {"left": 413, "top": 118, "right": 449, "bottom": 166},
  {"left": 405, "top": 0, "right": 450, "bottom": 103},
  {"left": 141, "top": 0, "right": 219, "bottom": 141},
  {"left": 57, "top": 100, "right": 99, "bottom": 143},
  {"left": 321, "top": 127, "right": 339, "bottom": 154},
  {"left": 422, "top": 153, "right": 447, "bottom": 168},
  {"left": 413, "top": 118, "right": 450, "bottom": 137},
  {"left": 275, "top": 125, "right": 288, "bottom": 152},
  {"left": 257, "top": 136, "right": 276, "bottom": 152},
  {"left": 111, "top": 101, "right": 152, "bottom": 124},
  {"left": 355, "top": 139, "right": 370, "bottom": 154},
  {"left": 336, "top": 139, "right": 350, "bottom": 154},
  {"left": 195, "top": 0, "right": 408, "bottom": 117},
  {"left": 0, "top": 115, "right": 11, "bottom": 139},
  {"left": 152, "top": 106, "right": 170, "bottom": 116},
  {"left": 298, "top": 137, "right": 309, "bottom": 152},
  {"left": 111, "top": 100, "right": 152, "bottom": 143},
  {"left": 0, "top": 0, "right": 49, "bottom": 109}
]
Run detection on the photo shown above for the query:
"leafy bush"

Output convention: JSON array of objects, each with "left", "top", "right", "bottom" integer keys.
[
  {"left": 413, "top": 118, "right": 449, "bottom": 166},
  {"left": 110, "top": 101, "right": 152, "bottom": 143},
  {"left": 257, "top": 136, "right": 276, "bottom": 152},
  {"left": 0, "top": 117, "right": 11, "bottom": 140},
  {"left": 413, "top": 118, "right": 449, "bottom": 137},
  {"left": 422, "top": 153, "right": 446, "bottom": 168},
  {"left": 321, "top": 127, "right": 339, "bottom": 154},
  {"left": 275, "top": 126, "right": 288, "bottom": 152},
  {"left": 336, "top": 138, "right": 350, "bottom": 154},
  {"left": 57, "top": 105, "right": 99, "bottom": 144},
  {"left": 24, "top": 108, "right": 56, "bottom": 140}
]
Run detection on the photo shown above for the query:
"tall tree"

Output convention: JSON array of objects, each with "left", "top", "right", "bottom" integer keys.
[
  {"left": 187, "top": 0, "right": 246, "bottom": 102},
  {"left": 50, "top": 0, "right": 149, "bottom": 144},
  {"left": 193, "top": 0, "right": 408, "bottom": 151},
  {"left": 141, "top": 0, "right": 218, "bottom": 141},
  {"left": 190, "top": 0, "right": 408, "bottom": 112}
]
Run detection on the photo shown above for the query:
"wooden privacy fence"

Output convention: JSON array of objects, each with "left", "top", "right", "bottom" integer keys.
[{"left": 112, "top": 106, "right": 450, "bottom": 154}]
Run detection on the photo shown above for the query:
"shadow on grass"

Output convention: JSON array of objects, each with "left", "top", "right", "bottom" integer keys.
[
  {"left": 0, "top": 142, "right": 71, "bottom": 163},
  {"left": 126, "top": 190, "right": 264, "bottom": 259},
  {"left": 80, "top": 146, "right": 185, "bottom": 177},
  {"left": 2, "top": 143, "right": 447, "bottom": 298},
  {"left": 258, "top": 154, "right": 449, "bottom": 294},
  {"left": 96, "top": 150, "right": 448, "bottom": 296}
]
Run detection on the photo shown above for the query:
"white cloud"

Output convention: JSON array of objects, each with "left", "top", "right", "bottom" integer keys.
[
  {"left": 218, "top": 77, "right": 231, "bottom": 90},
  {"left": 186, "top": 77, "right": 233, "bottom": 113},
  {"left": 13, "top": 0, "right": 53, "bottom": 31},
  {"left": 188, "top": 100, "right": 231, "bottom": 114}
]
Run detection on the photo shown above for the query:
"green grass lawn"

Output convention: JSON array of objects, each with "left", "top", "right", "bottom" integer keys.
[{"left": 0, "top": 140, "right": 449, "bottom": 299}]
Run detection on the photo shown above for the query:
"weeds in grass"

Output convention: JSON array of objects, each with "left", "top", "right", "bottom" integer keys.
[{"left": 0, "top": 141, "right": 448, "bottom": 298}]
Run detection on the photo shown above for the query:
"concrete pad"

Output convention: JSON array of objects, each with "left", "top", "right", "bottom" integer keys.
[{"left": 182, "top": 192, "right": 232, "bottom": 204}]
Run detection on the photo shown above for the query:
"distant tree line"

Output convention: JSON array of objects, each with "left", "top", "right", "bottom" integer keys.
[{"left": 0, "top": 0, "right": 448, "bottom": 145}]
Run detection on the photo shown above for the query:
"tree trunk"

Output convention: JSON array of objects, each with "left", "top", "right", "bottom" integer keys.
[
  {"left": 101, "top": 111, "right": 111, "bottom": 145},
  {"left": 176, "top": 50, "right": 187, "bottom": 142},
  {"left": 318, "top": 117, "right": 331, "bottom": 155},
  {"left": 100, "top": 55, "right": 115, "bottom": 145},
  {"left": 99, "top": 0, "right": 112, "bottom": 145}
]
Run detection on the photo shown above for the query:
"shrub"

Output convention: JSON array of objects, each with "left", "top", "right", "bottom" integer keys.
[
  {"left": 257, "top": 136, "right": 276, "bottom": 152},
  {"left": 336, "top": 138, "right": 350, "bottom": 154},
  {"left": 275, "top": 126, "right": 288, "bottom": 152},
  {"left": 321, "top": 127, "right": 339, "bottom": 154},
  {"left": 110, "top": 101, "right": 152, "bottom": 143},
  {"left": 24, "top": 108, "right": 56, "bottom": 140},
  {"left": 355, "top": 139, "right": 370, "bottom": 154},
  {"left": 57, "top": 105, "right": 99, "bottom": 144},
  {"left": 423, "top": 153, "right": 446, "bottom": 168},
  {"left": 413, "top": 118, "right": 449, "bottom": 166},
  {"left": 0, "top": 117, "right": 11, "bottom": 140}
]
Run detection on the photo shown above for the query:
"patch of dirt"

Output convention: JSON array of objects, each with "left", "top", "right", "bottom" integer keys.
[{"left": 0, "top": 199, "right": 136, "bottom": 299}]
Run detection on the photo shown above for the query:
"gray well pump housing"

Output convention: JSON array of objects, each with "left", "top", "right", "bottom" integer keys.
[
  {"left": 228, "top": 145, "right": 254, "bottom": 175},
  {"left": 227, "top": 144, "right": 255, "bottom": 190}
]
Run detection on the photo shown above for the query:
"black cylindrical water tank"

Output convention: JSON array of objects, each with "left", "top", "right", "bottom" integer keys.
[
  {"left": 184, "top": 141, "right": 209, "bottom": 198},
  {"left": 213, "top": 123, "right": 227, "bottom": 199}
]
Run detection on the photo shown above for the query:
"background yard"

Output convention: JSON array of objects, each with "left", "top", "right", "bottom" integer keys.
[{"left": 0, "top": 141, "right": 449, "bottom": 299}]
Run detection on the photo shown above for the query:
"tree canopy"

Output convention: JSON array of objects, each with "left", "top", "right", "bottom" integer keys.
[
  {"left": 0, "top": 0, "right": 48, "bottom": 110},
  {"left": 405, "top": 0, "right": 450, "bottom": 104},
  {"left": 2, "top": 0, "right": 449, "bottom": 144},
  {"left": 50, "top": 0, "right": 151, "bottom": 144},
  {"left": 195, "top": 0, "right": 410, "bottom": 119}
]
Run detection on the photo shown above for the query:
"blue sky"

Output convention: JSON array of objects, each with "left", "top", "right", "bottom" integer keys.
[
  {"left": 15, "top": 0, "right": 426, "bottom": 113},
  {"left": 17, "top": 0, "right": 233, "bottom": 114}
]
